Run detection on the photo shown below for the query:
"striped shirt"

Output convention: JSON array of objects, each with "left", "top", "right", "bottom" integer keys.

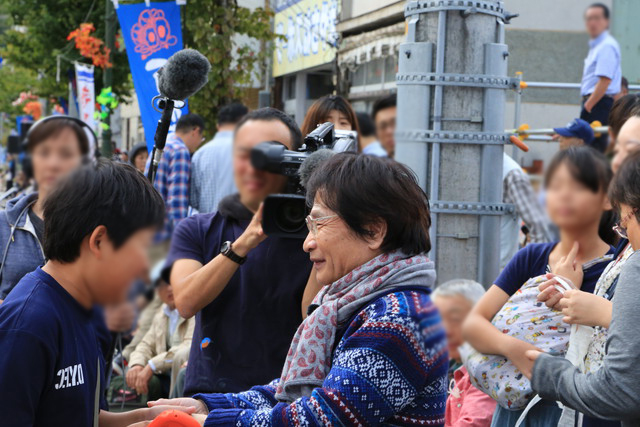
[
  {"left": 146, "top": 136, "right": 191, "bottom": 242},
  {"left": 190, "top": 131, "right": 237, "bottom": 214}
]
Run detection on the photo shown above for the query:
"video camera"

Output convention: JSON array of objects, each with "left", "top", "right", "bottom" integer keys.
[{"left": 250, "top": 122, "right": 358, "bottom": 238}]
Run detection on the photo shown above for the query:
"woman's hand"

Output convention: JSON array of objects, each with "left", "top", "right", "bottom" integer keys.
[
  {"left": 148, "top": 398, "right": 209, "bottom": 415},
  {"left": 192, "top": 414, "right": 207, "bottom": 425},
  {"left": 537, "top": 273, "right": 575, "bottom": 310},
  {"left": 558, "top": 289, "right": 613, "bottom": 327},
  {"left": 233, "top": 203, "right": 267, "bottom": 257},
  {"left": 504, "top": 337, "right": 542, "bottom": 379},
  {"left": 552, "top": 242, "right": 584, "bottom": 289}
]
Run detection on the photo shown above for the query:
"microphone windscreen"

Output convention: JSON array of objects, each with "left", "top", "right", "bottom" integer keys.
[
  {"left": 157, "top": 49, "right": 211, "bottom": 101},
  {"left": 299, "top": 149, "right": 336, "bottom": 188}
]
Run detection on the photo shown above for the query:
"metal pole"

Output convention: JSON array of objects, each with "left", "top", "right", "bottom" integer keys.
[
  {"left": 514, "top": 72, "right": 522, "bottom": 130},
  {"left": 428, "top": 10, "right": 446, "bottom": 262},
  {"left": 102, "top": 0, "right": 116, "bottom": 158},
  {"left": 478, "top": 42, "right": 508, "bottom": 286},
  {"left": 395, "top": 16, "right": 433, "bottom": 190},
  {"left": 397, "top": 0, "right": 514, "bottom": 285}
]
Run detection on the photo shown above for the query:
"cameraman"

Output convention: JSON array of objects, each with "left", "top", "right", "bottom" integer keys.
[{"left": 163, "top": 108, "right": 313, "bottom": 396}]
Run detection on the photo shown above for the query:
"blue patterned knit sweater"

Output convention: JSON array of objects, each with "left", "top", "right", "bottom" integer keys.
[{"left": 194, "top": 290, "right": 448, "bottom": 426}]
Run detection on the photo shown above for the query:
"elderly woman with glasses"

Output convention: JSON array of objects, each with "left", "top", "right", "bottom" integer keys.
[
  {"left": 525, "top": 150, "right": 640, "bottom": 426},
  {"left": 149, "top": 153, "right": 448, "bottom": 426}
]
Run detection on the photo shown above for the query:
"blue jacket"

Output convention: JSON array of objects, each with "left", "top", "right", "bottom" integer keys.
[{"left": 0, "top": 192, "right": 45, "bottom": 300}]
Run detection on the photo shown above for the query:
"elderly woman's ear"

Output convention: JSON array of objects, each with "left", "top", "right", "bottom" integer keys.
[{"left": 365, "top": 219, "right": 387, "bottom": 251}]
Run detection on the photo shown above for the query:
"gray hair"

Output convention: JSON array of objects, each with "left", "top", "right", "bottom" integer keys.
[{"left": 432, "top": 279, "right": 485, "bottom": 305}]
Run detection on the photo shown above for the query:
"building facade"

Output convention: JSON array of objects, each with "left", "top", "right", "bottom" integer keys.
[
  {"left": 272, "top": 0, "right": 340, "bottom": 124},
  {"left": 334, "top": 0, "right": 640, "bottom": 169}
]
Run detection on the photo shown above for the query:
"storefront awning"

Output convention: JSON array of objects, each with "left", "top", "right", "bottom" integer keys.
[{"left": 338, "top": 22, "right": 406, "bottom": 71}]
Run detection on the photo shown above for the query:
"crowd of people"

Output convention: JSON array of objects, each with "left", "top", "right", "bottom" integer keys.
[{"left": 1, "top": 2, "right": 640, "bottom": 427}]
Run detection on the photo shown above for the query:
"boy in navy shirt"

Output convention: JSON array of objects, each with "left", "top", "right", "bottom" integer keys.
[{"left": 0, "top": 160, "right": 196, "bottom": 426}]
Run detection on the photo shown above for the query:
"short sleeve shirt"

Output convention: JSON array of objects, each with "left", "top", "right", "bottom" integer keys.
[
  {"left": 163, "top": 197, "right": 313, "bottom": 395},
  {"left": 0, "top": 268, "right": 107, "bottom": 426},
  {"left": 495, "top": 242, "right": 614, "bottom": 296}
]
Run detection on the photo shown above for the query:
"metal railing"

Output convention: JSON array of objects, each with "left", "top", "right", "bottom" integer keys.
[{"left": 510, "top": 74, "right": 640, "bottom": 140}]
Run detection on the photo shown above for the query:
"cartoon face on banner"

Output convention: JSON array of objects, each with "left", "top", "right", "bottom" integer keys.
[
  {"left": 131, "top": 9, "right": 178, "bottom": 60},
  {"left": 116, "top": 2, "right": 187, "bottom": 152}
]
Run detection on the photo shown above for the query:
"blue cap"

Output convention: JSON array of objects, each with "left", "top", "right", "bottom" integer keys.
[{"left": 554, "top": 118, "right": 595, "bottom": 145}]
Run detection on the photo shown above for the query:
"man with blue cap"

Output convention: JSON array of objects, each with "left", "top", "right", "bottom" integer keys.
[{"left": 554, "top": 118, "right": 597, "bottom": 151}]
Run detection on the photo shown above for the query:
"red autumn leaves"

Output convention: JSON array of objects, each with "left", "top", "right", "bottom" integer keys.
[{"left": 67, "top": 23, "right": 113, "bottom": 69}]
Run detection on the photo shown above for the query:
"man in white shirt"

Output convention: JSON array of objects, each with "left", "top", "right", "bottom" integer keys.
[
  {"left": 580, "top": 3, "right": 622, "bottom": 152},
  {"left": 190, "top": 103, "right": 249, "bottom": 213},
  {"left": 126, "top": 275, "right": 194, "bottom": 399}
]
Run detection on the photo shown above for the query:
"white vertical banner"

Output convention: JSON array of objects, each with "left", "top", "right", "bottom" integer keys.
[{"left": 75, "top": 62, "right": 96, "bottom": 132}]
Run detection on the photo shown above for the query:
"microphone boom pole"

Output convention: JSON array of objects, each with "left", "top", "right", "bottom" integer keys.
[
  {"left": 145, "top": 48, "right": 211, "bottom": 184},
  {"left": 147, "top": 98, "right": 175, "bottom": 184}
]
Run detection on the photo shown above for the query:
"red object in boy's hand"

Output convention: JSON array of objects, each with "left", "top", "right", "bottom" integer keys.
[{"left": 147, "top": 410, "right": 201, "bottom": 427}]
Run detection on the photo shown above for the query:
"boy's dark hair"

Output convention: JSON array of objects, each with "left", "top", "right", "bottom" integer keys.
[
  {"left": 545, "top": 146, "right": 617, "bottom": 245},
  {"left": 27, "top": 118, "right": 90, "bottom": 155},
  {"left": 235, "top": 107, "right": 303, "bottom": 150},
  {"left": 587, "top": 3, "right": 610, "bottom": 19},
  {"left": 217, "top": 103, "right": 249, "bottom": 126},
  {"left": 175, "top": 113, "right": 205, "bottom": 133},
  {"left": 43, "top": 159, "right": 165, "bottom": 263},
  {"left": 356, "top": 112, "right": 376, "bottom": 137},
  {"left": 608, "top": 94, "right": 640, "bottom": 138},
  {"left": 621, "top": 76, "right": 629, "bottom": 91},
  {"left": 306, "top": 153, "right": 431, "bottom": 256},
  {"left": 610, "top": 150, "right": 640, "bottom": 223},
  {"left": 372, "top": 94, "right": 397, "bottom": 122}
]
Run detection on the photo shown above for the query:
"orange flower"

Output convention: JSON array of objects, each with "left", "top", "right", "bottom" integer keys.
[{"left": 67, "top": 23, "right": 113, "bottom": 68}]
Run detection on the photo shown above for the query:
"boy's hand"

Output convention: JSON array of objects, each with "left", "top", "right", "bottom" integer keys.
[
  {"left": 558, "top": 289, "right": 613, "bottom": 327},
  {"left": 126, "top": 365, "right": 143, "bottom": 389},
  {"left": 135, "top": 365, "right": 154, "bottom": 395},
  {"left": 233, "top": 203, "right": 267, "bottom": 257},
  {"left": 149, "top": 398, "right": 208, "bottom": 415},
  {"left": 553, "top": 242, "right": 584, "bottom": 289}
]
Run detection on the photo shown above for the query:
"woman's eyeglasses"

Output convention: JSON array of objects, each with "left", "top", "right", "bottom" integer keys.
[
  {"left": 613, "top": 208, "right": 638, "bottom": 239},
  {"left": 305, "top": 215, "right": 338, "bottom": 237}
]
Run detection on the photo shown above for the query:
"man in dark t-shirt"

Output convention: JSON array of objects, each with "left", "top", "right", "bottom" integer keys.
[{"left": 164, "top": 108, "right": 314, "bottom": 396}]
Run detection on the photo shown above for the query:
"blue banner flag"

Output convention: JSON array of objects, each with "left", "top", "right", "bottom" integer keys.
[{"left": 116, "top": 2, "right": 188, "bottom": 152}]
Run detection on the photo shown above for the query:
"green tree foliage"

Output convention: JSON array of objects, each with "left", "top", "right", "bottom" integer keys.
[
  {"left": 1, "top": 0, "right": 279, "bottom": 136},
  {"left": 182, "top": 0, "right": 279, "bottom": 132},
  {"left": 0, "top": 0, "right": 131, "bottom": 108}
]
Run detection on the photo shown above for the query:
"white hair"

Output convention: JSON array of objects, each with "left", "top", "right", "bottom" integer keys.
[{"left": 432, "top": 279, "right": 486, "bottom": 305}]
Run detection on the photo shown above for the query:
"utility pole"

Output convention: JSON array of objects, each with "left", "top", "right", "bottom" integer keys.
[
  {"left": 396, "top": 1, "right": 517, "bottom": 286},
  {"left": 102, "top": 0, "right": 116, "bottom": 158}
]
